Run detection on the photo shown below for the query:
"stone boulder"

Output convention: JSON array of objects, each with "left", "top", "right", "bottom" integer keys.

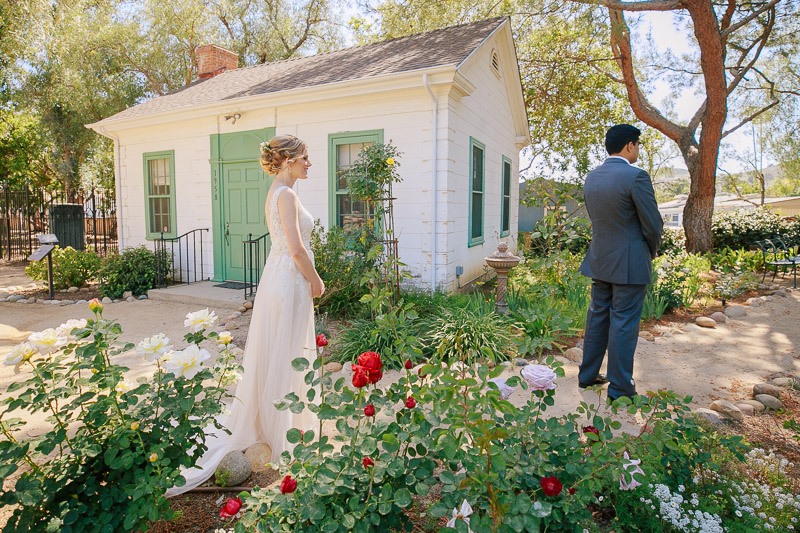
[
  {"left": 710, "top": 312, "right": 727, "bottom": 323},
  {"left": 734, "top": 403, "right": 755, "bottom": 417},
  {"left": 101, "top": 296, "right": 112, "bottom": 304},
  {"left": 639, "top": 331, "right": 655, "bottom": 342},
  {"left": 745, "top": 297, "right": 761, "bottom": 307},
  {"left": 244, "top": 443, "right": 274, "bottom": 473},
  {"left": 724, "top": 305, "right": 746, "bottom": 318},
  {"left": 122, "top": 290, "right": 133, "bottom": 299},
  {"left": 324, "top": 362, "right": 343, "bottom": 373},
  {"left": 67, "top": 286, "right": 80, "bottom": 293},
  {"left": 243, "top": 301, "right": 254, "bottom": 309},
  {"left": 225, "top": 322, "right": 240, "bottom": 331},
  {"left": 753, "top": 383, "right": 781, "bottom": 398},
  {"left": 755, "top": 394, "right": 783, "bottom": 410},
  {"left": 215, "top": 450, "right": 252, "bottom": 487},
  {"left": 696, "top": 317, "right": 716, "bottom": 328},
  {"left": 709, "top": 400, "right": 743, "bottom": 421},
  {"left": 563, "top": 347, "right": 583, "bottom": 363},
  {"left": 770, "top": 377, "right": 797, "bottom": 388},
  {"left": 695, "top": 408, "right": 728, "bottom": 427},
  {"left": 737, "top": 399, "right": 766, "bottom": 413}
]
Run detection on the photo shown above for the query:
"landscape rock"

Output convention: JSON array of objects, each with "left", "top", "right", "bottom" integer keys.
[
  {"left": 59, "top": 300, "right": 74, "bottom": 306},
  {"left": 0, "top": 291, "right": 9, "bottom": 298},
  {"left": 138, "top": 295, "right": 148, "bottom": 300},
  {"left": 758, "top": 283, "right": 769, "bottom": 290},
  {"left": 225, "top": 322, "right": 240, "bottom": 331},
  {"left": 123, "top": 291, "right": 133, "bottom": 299},
  {"left": 244, "top": 443, "right": 274, "bottom": 472},
  {"left": 639, "top": 331, "right": 655, "bottom": 342},
  {"left": 233, "top": 311, "right": 242, "bottom": 317},
  {"left": 224, "top": 315, "right": 239, "bottom": 322},
  {"left": 563, "top": 347, "right": 583, "bottom": 363},
  {"left": 755, "top": 394, "right": 784, "bottom": 410},
  {"left": 215, "top": 451, "right": 252, "bottom": 487},
  {"left": 695, "top": 317, "right": 716, "bottom": 328},
  {"left": 513, "top": 358, "right": 528, "bottom": 367},
  {"left": 113, "top": 299, "right": 120, "bottom": 303},
  {"left": 324, "top": 362, "right": 343, "bottom": 373},
  {"left": 763, "top": 295, "right": 774, "bottom": 302},
  {"left": 0, "top": 298, "right": 7, "bottom": 302},
  {"left": 67, "top": 286, "right": 79, "bottom": 293},
  {"left": 76, "top": 299, "right": 87, "bottom": 305},
  {"left": 775, "top": 289, "right": 788, "bottom": 297},
  {"left": 734, "top": 403, "right": 755, "bottom": 417},
  {"left": 243, "top": 301, "right": 254, "bottom": 309},
  {"left": 101, "top": 296, "right": 112, "bottom": 304},
  {"left": 724, "top": 305, "right": 746, "bottom": 318},
  {"left": 126, "top": 296, "right": 135, "bottom": 302},
  {"left": 709, "top": 399, "right": 743, "bottom": 421},
  {"left": 753, "top": 383, "right": 781, "bottom": 398},
  {"left": 695, "top": 408, "right": 728, "bottom": 426},
  {"left": 709, "top": 312, "right": 727, "bottom": 323},
  {"left": 770, "top": 377, "right": 797, "bottom": 388},
  {"left": 7, "top": 294, "right": 23, "bottom": 302},
  {"left": 746, "top": 298, "right": 761, "bottom": 307},
  {"left": 238, "top": 306, "right": 248, "bottom": 313},
  {"left": 737, "top": 400, "right": 766, "bottom": 413}
]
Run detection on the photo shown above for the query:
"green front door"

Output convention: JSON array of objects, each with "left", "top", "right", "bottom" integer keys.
[{"left": 211, "top": 128, "right": 275, "bottom": 282}]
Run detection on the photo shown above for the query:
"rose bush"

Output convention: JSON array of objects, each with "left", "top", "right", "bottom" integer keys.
[{"left": 0, "top": 303, "right": 241, "bottom": 532}]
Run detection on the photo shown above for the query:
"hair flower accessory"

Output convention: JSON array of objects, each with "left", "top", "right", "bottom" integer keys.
[{"left": 260, "top": 141, "right": 271, "bottom": 153}]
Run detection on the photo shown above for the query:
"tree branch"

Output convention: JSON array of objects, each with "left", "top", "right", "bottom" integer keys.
[
  {"left": 570, "top": 0, "right": 684, "bottom": 12},
  {"left": 721, "top": 100, "right": 779, "bottom": 138},
  {"left": 720, "top": 0, "right": 780, "bottom": 38},
  {"left": 726, "top": 6, "right": 774, "bottom": 95},
  {"left": 608, "top": 8, "right": 686, "bottom": 141}
]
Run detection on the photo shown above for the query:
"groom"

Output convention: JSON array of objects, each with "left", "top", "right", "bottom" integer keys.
[{"left": 578, "top": 124, "right": 663, "bottom": 402}]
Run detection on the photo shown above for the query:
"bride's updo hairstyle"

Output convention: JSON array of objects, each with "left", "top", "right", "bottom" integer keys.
[{"left": 260, "top": 135, "right": 307, "bottom": 175}]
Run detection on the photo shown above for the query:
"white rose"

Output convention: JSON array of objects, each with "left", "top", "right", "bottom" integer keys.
[
  {"left": 485, "top": 377, "right": 514, "bottom": 400},
  {"left": 218, "top": 367, "right": 242, "bottom": 386},
  {"left": 216, "top": 332, "right": 233, "bottom": 345},
  {"left": 520, "top": 364, "right": 556, "bottom": 391},
  {"left": 136, "top": 333, "right": 173, "bottom": 362},
  {"left": 115, "top": 380, "right": 134, "bottom": 394},
  {"left": 165, "top": 345, "right": 211, "bottom": 379},
  {"left": 56, "top": 318, "right": 88, "bottom": 339},
  {"left": 619, "top": 451, "right": 644, "bottom": 491},
  {"left": 5, "top": 342, "right": 36, "bottom": 367},
  {"left": 28, "top": 328, "right": 67, "bottom": 354},
  {"left": 184, "top": 308, "right": 218, "bottom": 333}
]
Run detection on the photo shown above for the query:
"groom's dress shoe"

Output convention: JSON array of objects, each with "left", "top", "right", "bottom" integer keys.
[{"left": 578, "top": 374, "right": 608, "bottom": 389}]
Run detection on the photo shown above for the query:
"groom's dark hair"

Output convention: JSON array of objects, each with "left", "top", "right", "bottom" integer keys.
[{"left": 605, "top": 124, "right": 641, "bottom": 155}]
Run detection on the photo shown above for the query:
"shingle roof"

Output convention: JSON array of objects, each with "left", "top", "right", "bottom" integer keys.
[{"left": 97, "top": 17, "right": 507, "bottom": 124}]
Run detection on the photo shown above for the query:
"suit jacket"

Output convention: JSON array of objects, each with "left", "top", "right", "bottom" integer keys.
[{"left": 579, "top": 158, "right": 663, "bottom": 285}]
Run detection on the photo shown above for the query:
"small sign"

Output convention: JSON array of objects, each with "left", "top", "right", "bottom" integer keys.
[
  {"left": 28, "top": 244, "right": 55, "bottom": 262},
  {"left": 38, "top": 234, "right": 59, "bottom": 244}
]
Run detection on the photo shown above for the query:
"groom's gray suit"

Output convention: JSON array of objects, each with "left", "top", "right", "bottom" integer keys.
[{"left": 578, "top": 157, "right": 663, "bottom": 399}]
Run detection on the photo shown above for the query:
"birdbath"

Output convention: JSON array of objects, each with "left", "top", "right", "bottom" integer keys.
[{"left": 485, "top": 242, "right": 522, "bottom": 314}]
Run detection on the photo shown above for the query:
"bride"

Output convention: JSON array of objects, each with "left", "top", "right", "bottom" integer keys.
[{"left": 167, "top": 134, "right": 324, "bottom": 496}]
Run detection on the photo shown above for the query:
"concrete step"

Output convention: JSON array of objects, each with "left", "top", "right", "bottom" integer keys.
[{"left": 148, "top": 281, "right": 245, "bottom": 311}]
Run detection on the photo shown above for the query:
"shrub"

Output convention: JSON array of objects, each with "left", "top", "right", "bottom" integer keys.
[
  {"left": 659, "top": 226, "right": 686, "bottom": 255},
  {"left": 99, "top": 246, "right": 165, "bottom": 299},
  {"left": 310, "top": 223, "right": 373, "bottom": 317},
  {"left": 421, "top": 307, "right": 515, "bottom": 365},
  {"left": 711, "top": 207, "right": 789, "bottom": 250},
  {"left": 0, "top": 303, "right": 239, "bottom": 532},
  {"left": 25, "top": 246, "right": 102, "bottom": 289}
]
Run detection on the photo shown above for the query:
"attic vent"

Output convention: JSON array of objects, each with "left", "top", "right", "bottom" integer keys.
[{"left": 490, "top": 50, "right": 501, "bottom": 78}]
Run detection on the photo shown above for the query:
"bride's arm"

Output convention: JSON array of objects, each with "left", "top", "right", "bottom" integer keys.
[{"left": 276, "top": 190, "right": 325, "bottom": 297}]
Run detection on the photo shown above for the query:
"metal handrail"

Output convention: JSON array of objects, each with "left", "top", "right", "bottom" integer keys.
[
  {"left": 242, "top": 232, "right": 270, "bottom": 299},
  {"left": 154, "top": 228, "right": 209, "bottom": 287}
]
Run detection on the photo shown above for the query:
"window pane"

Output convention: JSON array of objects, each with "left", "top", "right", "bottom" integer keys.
[
  {"left": 335, "top": 140, "right": 376, "bottom": 228},
  {"left": 149, "top": 197, "right": 171, "bottom": 234},
  {"left": 503, "top": 197, "right": 510, "bottom": 232},
  {"left": 148, "top": 158, "right": 170, "bottom": 196},
  {"left": 503, "top": 161, "right": 511, "bottom": 194},
  {"left": 472, "top": 146, "right": 483, "bottom": 192},
  {"left": 471, "top": 192, "right": 482, "bottom": 240}
]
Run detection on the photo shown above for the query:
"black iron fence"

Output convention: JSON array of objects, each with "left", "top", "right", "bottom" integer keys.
[
  {"left": 1, "top": 187, "right": 117, "bottom": 261},
  {"left": 243, "top": 232, "right": 270, "bottom": 298},
  {"left": 153, "top": 228, "right": 210, "bottom": 287}
]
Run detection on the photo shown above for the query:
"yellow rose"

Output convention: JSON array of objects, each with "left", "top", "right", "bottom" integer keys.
[
  {"left": 149, "top": 453, "right": 158, "bottom": 462},
  {"left": 386, "top": 157, "right": 394, "bottom": 165},
  {"left": 130, "top": 421, "right": 140, "bottom": 431}
]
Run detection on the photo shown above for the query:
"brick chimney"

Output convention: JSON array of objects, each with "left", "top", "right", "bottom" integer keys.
[{"left": 196, "top": 45, "right": 238, "bottom": 79}]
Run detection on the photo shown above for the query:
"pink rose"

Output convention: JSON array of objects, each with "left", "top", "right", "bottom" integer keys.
[{"left": 521, "top": 364, "right": 557, "bottom": 391}]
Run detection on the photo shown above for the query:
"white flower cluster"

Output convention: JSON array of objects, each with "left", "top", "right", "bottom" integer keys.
[
  {"left": 647, "top": 483, "right": 726, "bottom": 533},
  {"left": 745, "top": 448, "right": 793, "bottom": 477}
]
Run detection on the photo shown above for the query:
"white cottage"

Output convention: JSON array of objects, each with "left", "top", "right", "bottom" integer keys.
[{"left": 88, "top": 17, "right": 529, "bottom": 292}]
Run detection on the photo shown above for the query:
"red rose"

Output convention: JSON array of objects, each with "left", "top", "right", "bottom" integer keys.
[
  {"left": 583, "top": 426, "right": 600, "bottom": 438},
  {"left": 362, "top": 457, "right": 374, "bottom": 468},
  {"left": 368, "top": 370, "right": 383, "bottom": 384},
  {"left": 540, "top": 476, "right": 562, "bottom": 497},
  {"left": 405, "top": 396, "right": 416, "bottom": 409},
  {"left": 219, "top": 497, "right": 242, "bottom": 518},
  {"left": 568, "top": 487, "right": 576, "bottom": 495},
  {"left": 404, "top": 359, "right": 413, "bottom": 369},
  {"left": 364, "top": 404, "right": 376, "bottom": 417},
  {"left": 357, "top": 351, "right": 383, "bottom": 374},
  {"left": 418, "top": 367, "right": 426, "bottom": 378},
  {"left": 351, "top": 364, "right": 369, "bottom": 388},
  {"left": 316, "top": 334, "right": 328, "bottom": 348},
  {"left": 280, "top": 475, "right": 297, "bottom": 494}
]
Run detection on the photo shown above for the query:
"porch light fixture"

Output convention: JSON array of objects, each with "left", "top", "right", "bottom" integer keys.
[{"left": 224, "top": 113, "right": 241, "bottom": 124}]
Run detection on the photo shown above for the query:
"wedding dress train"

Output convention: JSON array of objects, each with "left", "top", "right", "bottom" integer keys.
[{"left": 166, "top": 185, "right": 318, "bottom": 497}]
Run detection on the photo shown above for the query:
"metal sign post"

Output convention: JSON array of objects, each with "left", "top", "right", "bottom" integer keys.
[{"left": 28, "top": 234, "right": 59, "bottom": 300}]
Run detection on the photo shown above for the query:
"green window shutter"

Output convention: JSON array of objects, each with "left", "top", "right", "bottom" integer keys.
[
  {"left": 143, "top": 150, "right": 177, "bottom": 239},
  {"left": 468, "top": 137, "right": 485, "bottom": 247},
  {"left": 501, "top": 156, "right": 511, "bottom": 237},
  {"left": 328, "top": 129, "right": 384, "bottom": 229}
]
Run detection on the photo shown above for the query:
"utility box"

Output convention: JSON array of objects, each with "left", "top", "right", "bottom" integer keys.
[{"left": 48, "top": 204, "right": 85, "bottom": 251}]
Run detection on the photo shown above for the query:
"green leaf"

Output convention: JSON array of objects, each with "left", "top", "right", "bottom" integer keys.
[
  {"left": 286, "top": 428, "right": 303, "bottom": 444},
  {"left": 393, "top": 487, "right": 412, "bottom": 508},
  {"left": 291, "top": 358, "right": 309, "bottom": 371}
]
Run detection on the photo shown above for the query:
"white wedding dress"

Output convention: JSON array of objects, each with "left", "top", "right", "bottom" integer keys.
[{"left": 167, "top": 185, "right": 318, "bottom": 497}]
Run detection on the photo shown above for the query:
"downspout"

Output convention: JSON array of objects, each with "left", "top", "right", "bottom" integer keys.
[
  {"left": 97, "top": 125, "right": 125, "bottom": 251},
  {"left": 423, "top": 73, "right": 438, "bottom": 293}
]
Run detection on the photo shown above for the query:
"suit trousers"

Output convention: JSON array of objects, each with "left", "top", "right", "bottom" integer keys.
[{"left": 579, "top": 279, "right": 648, "bottom": 399}]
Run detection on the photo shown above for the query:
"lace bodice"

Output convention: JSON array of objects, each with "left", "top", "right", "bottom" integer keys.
[{"left": 267, "top": 186, "right": 314, "bottom": 254}]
